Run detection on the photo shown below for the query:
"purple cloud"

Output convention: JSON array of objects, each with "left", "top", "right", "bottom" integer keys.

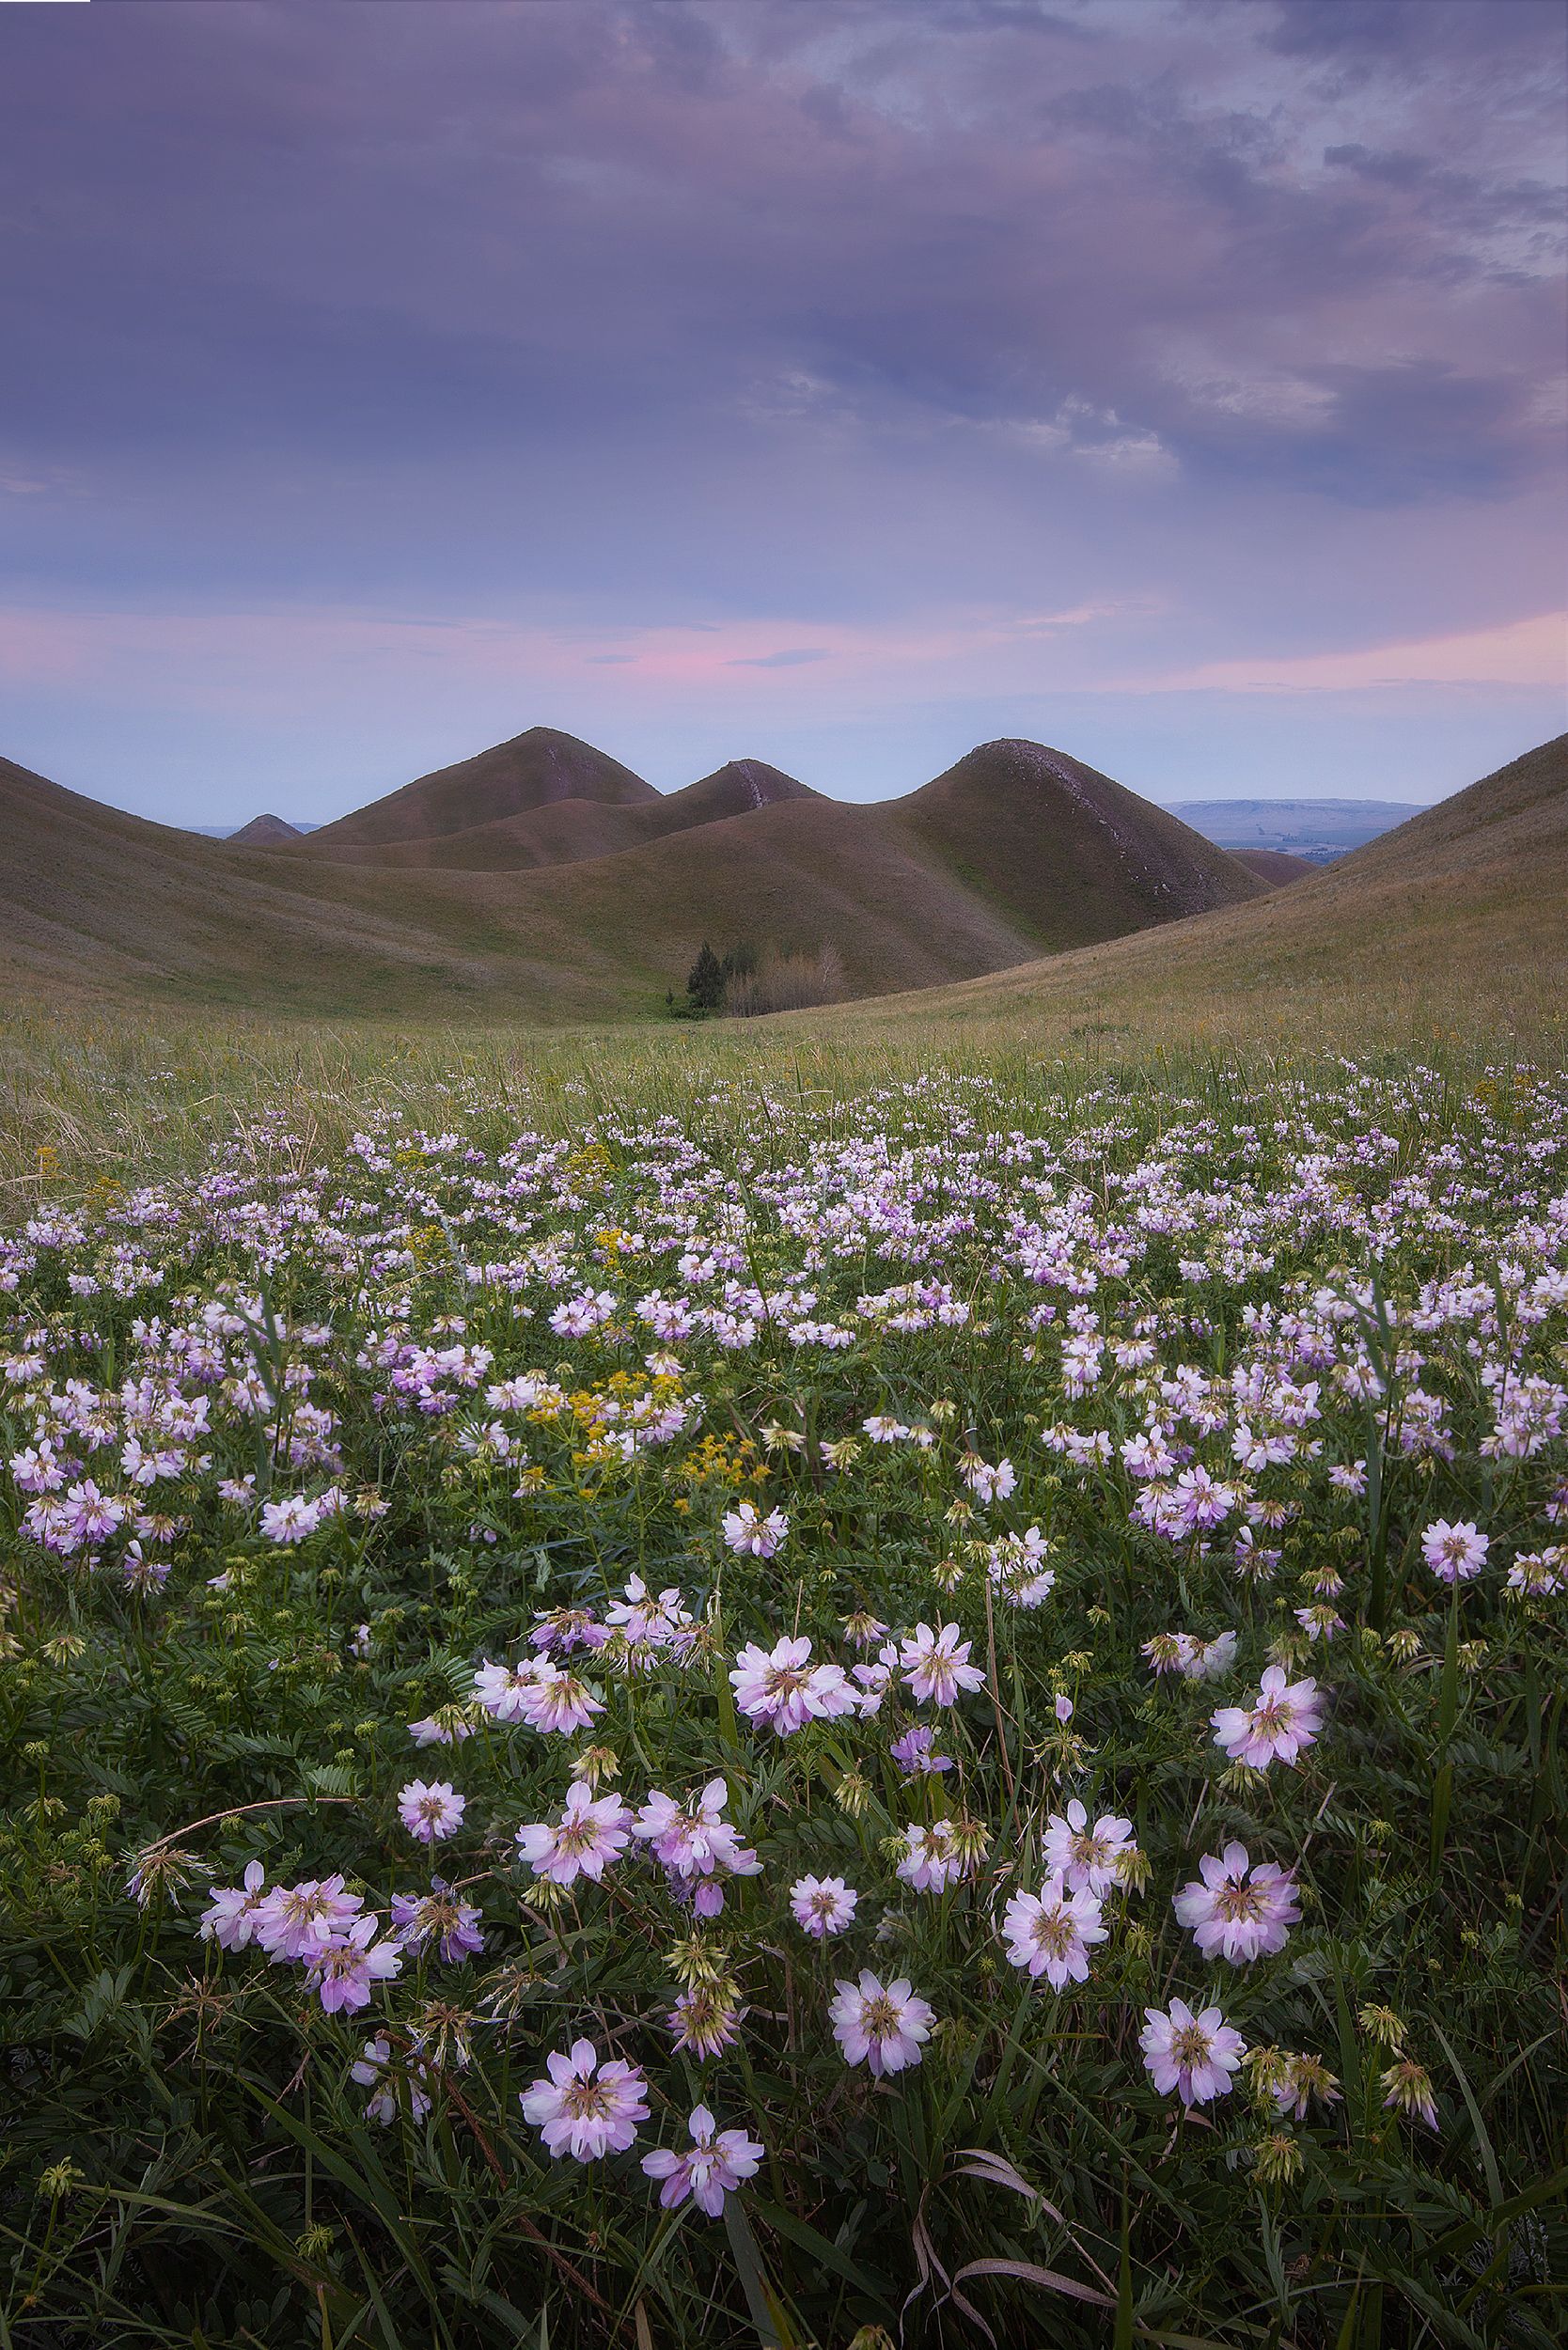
[{"left": 0, "top": 0, "right": 1560, "bottom": 819}]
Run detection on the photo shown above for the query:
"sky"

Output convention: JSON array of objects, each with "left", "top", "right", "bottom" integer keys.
[{"left": 0, "top": 0, "right": 1564, "bottom": 824}]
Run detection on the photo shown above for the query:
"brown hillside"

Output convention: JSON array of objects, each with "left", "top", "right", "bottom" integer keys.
[
  {"left": 228, "top": 813, "right": 303, "bottom": 845},
  {"left": 304, "top": 726, "right": 655, "bottom": 854},
  {"left": 1233, "top": 848, "right": 1315, "bottom": 885},
  {"left": 823, "top": 734, "right": 1568, "bottom": 1046},
  {"left": 1, "top": 723, "right": 1419, "bottom": 1023},
  {"left": 887, "top": 739, "right": 1266, "bottom": 948},
  {"left": 0, "top": 751, "right": 1031, "bottom": 1013},
  {"left": 339, "top": 758, "right": 820, "bottom": 873}
]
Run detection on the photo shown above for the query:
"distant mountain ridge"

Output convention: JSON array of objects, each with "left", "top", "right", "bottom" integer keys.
[
  {"left": 306, "top": 726, "right": 656, "bottom": 853},
  {"left": 0, "top": 726, "right": 1265, "bottom": 1015},
  {"left": 1172, "top": 797, "right": 1429, "bottom": 861},
  {"left": 228, "top": 813, "right": 304, "bottom": 845}
]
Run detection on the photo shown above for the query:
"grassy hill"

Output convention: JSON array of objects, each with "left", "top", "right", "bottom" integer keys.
[
  {"left": 0, "top": 730, "right": 1263, "bottom": 1014},
  {"left": 1233, "top": 848, "right": 1315, "bottom": 885},
  {"left": 325, "top": 758, "right": 821, "bottom": 873},
  {"left": 887, "top": 739, "right": 1262, "bottom": 950},
  {"left": 824, "top": 733, "right": 1568, "bottom": 1051},
  {"left": 228, "top": 813, "right": 304, "bottom": 845},
  {"left": 305, "top": 725, "right": 657, "bottom": 854}
]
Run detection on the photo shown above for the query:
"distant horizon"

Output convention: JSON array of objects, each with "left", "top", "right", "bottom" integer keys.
[
  {"left": 2, "top": 2, "right": 1563, "bottom": 823},
  {"left": 24, "top": 716, "right": 1497, "bottom": 837}
]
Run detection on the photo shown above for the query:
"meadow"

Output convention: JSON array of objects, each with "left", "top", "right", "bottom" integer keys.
[{"left": 1, "top": 1010, "right": 1565, "bottom": 2348}]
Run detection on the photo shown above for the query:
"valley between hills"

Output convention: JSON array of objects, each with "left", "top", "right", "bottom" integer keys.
[{"left": 1, "top": 725, "right": 1563, "bottom": 1048}]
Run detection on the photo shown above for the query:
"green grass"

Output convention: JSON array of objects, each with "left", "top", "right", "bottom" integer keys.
[{"left": 0, "top": 1015, "right": 1564, "bottom": 2345}]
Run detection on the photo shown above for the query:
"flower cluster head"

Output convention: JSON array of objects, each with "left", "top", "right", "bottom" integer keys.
[
  {"left": 1042, "top": 1799, "right": 1137, "bottom": 1896},
  {"left": 721, "top": 1500, "right": 789, "bottom": 1557},
  {"left": 397, "top": 1779, "right": 466, "bottom": 1844},
  {"left": 790, "top": 1873, "right": 858, "bottom": 1937},
  {"left": 352, "top": 2035, "right": 433, "bottom": 2125},
  {"left": 889, "top": 1723, "right": 952, "bottom": 1778},
  {"left": 200, "top": 1868, "right": 403, "bottom": 2015},
  {"left": 1172, "top": 1842, "right": 1300, "bottom": 1965},
  {"left": 515, "top": 1780, "right": 632, "bottom": 1887},
  {"left": 604, "top": 1574, "right": 698, "bottom": 1665},
  {"left": 520, "top": 2039, "right": 650, "bottom": 2161},
  {"left": 899, "top": 1622, "right": 986, "bottom": 1707},
  {"left": 1420, "top": 1518, "right": 1489, "bottom": 1585},
  {"left": 666, "top": 1980, "right": 744, "bottom": 2058},
  {"left": 1143, "top": 1629, "right": 1238, "bottom": 1682},
  {"left": 1380, "top": 2057, "right": 1440, "bottom": 2131},
  {"left": 307, "top": 1915, "right": 405, "bottom": 2014},
  {"left": 729, "top": 1636, "right": 855, "bottom": 1736},
  {"left": 829, "top": 1970, "right": 934, "bottom": 2076},
  {"left": 390, "top": 1881, "right": 484, "bottom": 1965},
  {"left": 642, "top": 2106, "right": 764, "bottom": 2216},
  {"left": 633, "top": 1778, "right": 760, "bottom": 1914},
  {"left": 1140, "top": 1999, "right": 1247, "bottom": 2107},
  {"left": 474, "top": 1654, "right": 604, "bottom": 1734},
  {"left": 895, "top": 1819, "right": 969, "bottom": 1895},
  {"left": 1000, "top": 1875, "right": 1107, "bottom": 1988},
  {"left": 199, "top": 1858, "right": 269, "bottom": 1950},
  {"left": 1212, "top": 1667, "right": 1323, "bottom": 1769}
]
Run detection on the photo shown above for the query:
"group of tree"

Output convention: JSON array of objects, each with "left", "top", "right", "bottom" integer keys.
[
  {"left": 668, "top": 939, "right": 846, "bottom": 1019},
  {"left": 670, "top": 940, "right": 758, "bottom": 1016}
]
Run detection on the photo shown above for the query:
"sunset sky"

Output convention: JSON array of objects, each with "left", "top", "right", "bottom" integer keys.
[{"left": 1, "top": 0, "right": 1563, "bottom": 822}]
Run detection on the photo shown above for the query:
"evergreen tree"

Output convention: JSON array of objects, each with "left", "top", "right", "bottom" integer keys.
[{"left": 685, "top": 940, "right": 726, "bottom": 1011}]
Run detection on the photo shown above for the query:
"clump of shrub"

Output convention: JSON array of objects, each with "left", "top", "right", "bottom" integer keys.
[
  {"left": 725, "top": 943, "right": 846, "bottom": 1016},
  {"left": 672, "top": 938, "right": 844, "bottom": 1017}
]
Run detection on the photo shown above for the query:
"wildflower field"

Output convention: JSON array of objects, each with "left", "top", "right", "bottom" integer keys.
[{"left": 2, "top": 1040, "right": 1565, "bottom": 2347}]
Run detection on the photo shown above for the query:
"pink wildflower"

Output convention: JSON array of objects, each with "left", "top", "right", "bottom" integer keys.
[
  {"left": 999, "top": 1875, "right": 1107, "bottom": 1988},
  {"left": 899, "top": 1622, "right": 986, "bottom": 1707},
  {"left": 1139, "top": 1999, "right": 1246, "bottom": 2107},
  {"left": 199, "top": 1859, "right": 269, "bottom": 1951},
  {"left": 1172, "top": 1841, "right": 1300, "bottom": 1964},
  {"left": 307, "top": 1914, "right": 403, "bottom": 2013},
  {"left": 829, "top": 1970, "right": 933, "bottom": 2076},
  {"left": 515, "top": 1780, "right": 632, "bottom": 1887},
  {"left": 721, "top": 1501, "right": 789, "bottom": 1557},
  {"left": 790, "top": 1874, "right": 858, "bottom": 1936},
  {"left": 520, "top": 2039, "right": 649, "bottom": 2161},
  {"left": 1041, "top": 1798, "right": 1137, "bottom": 1897},
  {"left": 1212, "top": 1667, "right": 1323, "bottom": 1768},
  {"left": 729, "top": 1637, "right": 855, "bottom": 1736},
  {"left": 642, "top": 2106, "right": 764, "bottom": 2216},
  {"left": 397, "top": 1779, "right": 466, "bottom": 1843},
  {"left": 1420, "top": 1519, "right": 1489, "bottom": 1585}
]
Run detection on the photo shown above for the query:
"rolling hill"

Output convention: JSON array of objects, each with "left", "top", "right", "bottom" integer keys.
[
  {"left": 1233, "top": 848, "right": 1315, "bottom": 885},
  {"left": 305, "top": 726, "right": 656, "bottom": 854},
  {"left": 827, "top": 734, "right": 1568, "bottom": 1048},
  {"left": 317, "top": 757, "right": 822, "bottom": 873},
  {"left": 228, "top": 813, "right": 304, "bottom": 845},
  {"left": 0, "top": 730, "right": 1264, "bottom": 1014}
]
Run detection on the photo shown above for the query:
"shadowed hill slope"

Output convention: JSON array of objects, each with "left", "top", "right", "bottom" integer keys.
[
  {"left": 1233, "top": 848, "right": 1315, "bottom": 885},
  {"left": 821, "top": 734, "right": 1568, "bottom": 1047},
  {"left": 886, "top": 739, "right": 1264, "bottom": 948},
  {"left": 0, "top": 728, "right": 1323, "bottom": 1019},
  {"left": 228, "top": 813, "right": 303, "bottom": 845},
  {"left": 305, "top": 726, "right": 656, "bottom": 854},
  {"left": 0, "top": 754, "right": 1038, "bottom": 1011},
  {"left": 326, "top": 757, "right": 819, "bottom": 873}
]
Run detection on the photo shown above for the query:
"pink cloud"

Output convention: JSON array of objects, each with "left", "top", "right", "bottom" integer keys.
[{"left": 1145, "top": 611, "right": 1567, "bottom": 695}]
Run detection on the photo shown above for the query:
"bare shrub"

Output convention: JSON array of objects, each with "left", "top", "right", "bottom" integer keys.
[{"left": 725, "top": 945, "right": 847, "bottom": 1017}]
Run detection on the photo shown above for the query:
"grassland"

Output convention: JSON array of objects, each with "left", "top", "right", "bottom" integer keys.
[{"left": 1, "top": 1026, "right": 1563, "bottom": 2348}]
